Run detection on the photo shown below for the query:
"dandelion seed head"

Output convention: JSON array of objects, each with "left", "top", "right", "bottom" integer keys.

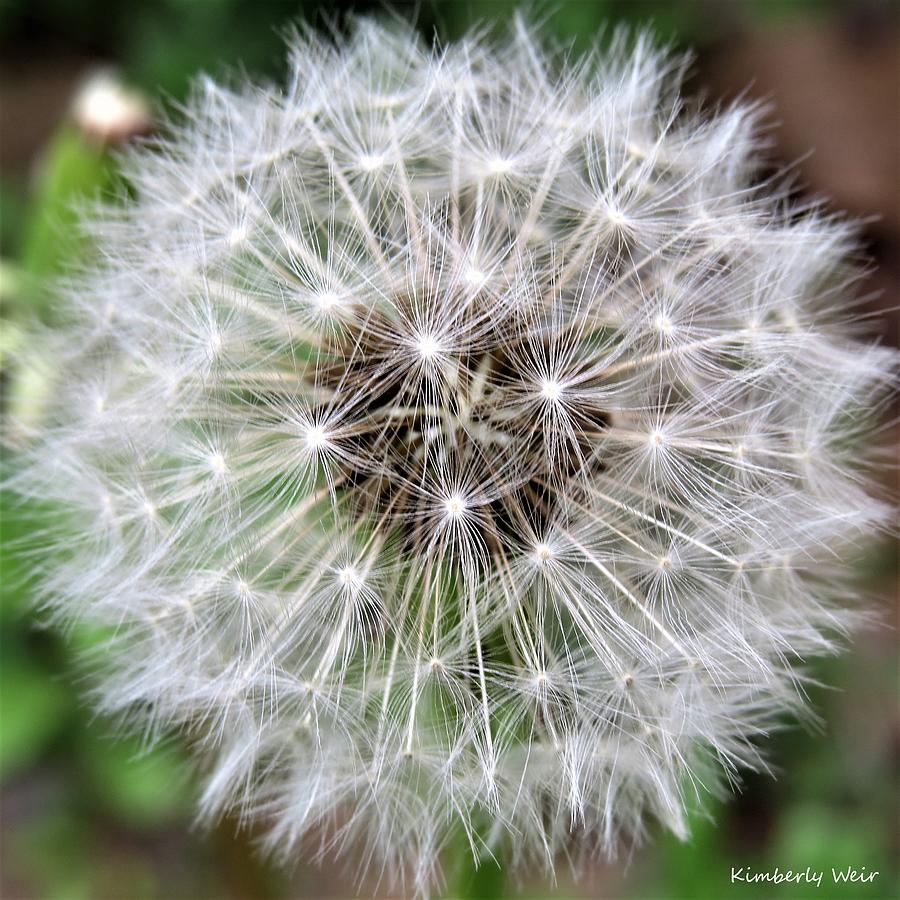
[{"left": 12, "top": 16, "right": 896, "bottom": 899}]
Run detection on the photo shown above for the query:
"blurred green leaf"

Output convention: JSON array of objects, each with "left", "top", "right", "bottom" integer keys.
[
  {"left": 0, "top": 179, "right": 28, "bottom": 257},
  {"left": 19, "top": 126, "right": 114, "bottom": 293},
  {"left": 774, "top": 806, "right": 892, "bottom": 899},
  {"left": 79, "top": 730, "right": 192, "bottom": 827},
  {"left": 650, "top": 804, "right": 725, "bottom": 900},
  {"left": 0, "top": 645, "right": 71, "bottom": 776}
]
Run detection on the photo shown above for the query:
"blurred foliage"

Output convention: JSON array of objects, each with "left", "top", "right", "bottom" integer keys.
[
  {"left": 1, "top": 2, "right": 898, "bottom": 899},
  {"left": 0, "top": 0, "right": 877, "bottom": 99},
  {"left": 18, "top": 128, "right": 114, "bottom": 285}
]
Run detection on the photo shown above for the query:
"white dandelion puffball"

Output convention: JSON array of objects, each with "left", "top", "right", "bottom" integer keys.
[{"left": 16, "top": 17, "right": 896, "bottom": 895}]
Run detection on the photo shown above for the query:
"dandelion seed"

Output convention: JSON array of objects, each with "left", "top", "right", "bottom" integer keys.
[
  {"left": 487, "top": 156, "right": 514, "bottom": 176},
  {"left": 539, "top": 377, "right": 564, "bottom": 402},
  {"left": 337, "top": 565, "right": 361, "bottom": 588},
  {"left": 311, "top": 290, "right": 340, "bottom": 313},
  {"left": 227, "top": 224, "right": 248, "bottom": 247},
  {"left": 653, "top": 313, "right": 674, "bottom": 336},
  {"left": 443, "top": 493, "right": 466, "bottom": 518},
  {"left": 414, "top": 333, "right": 444, "bottom": 361},
  {"left": 359, "top": 152, "right": 386, "bottom": 172},
  {"left": 207, "top": 451, "right": 228, "bottom": 477},
  {"left": 463, "top": 267, "right": 487, "bottom": 288},
  {"left": 302, "top": 424, "right": 329, "bottom": 452},
  {"left": 534, "top": 542, "right": 554, "bottom": 564}
]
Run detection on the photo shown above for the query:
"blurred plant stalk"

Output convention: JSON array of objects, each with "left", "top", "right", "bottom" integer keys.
[{"left": 4, "top": 70, "right": 150, "bottom": 442}]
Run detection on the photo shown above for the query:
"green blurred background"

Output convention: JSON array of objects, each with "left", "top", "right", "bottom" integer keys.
[{"left": 0, "top": 1, "right": 897, "bottom": 898}]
